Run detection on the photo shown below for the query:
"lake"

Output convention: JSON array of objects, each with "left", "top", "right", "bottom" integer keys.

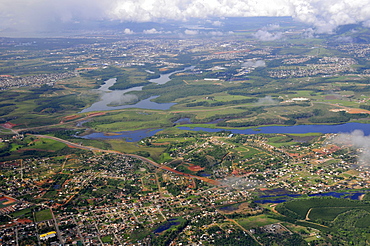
[
  {"left": 80, "top": 66, "right": 193, "bottom": 113},
  {"left": 149, "top": 66, "right": 194, "bottom": 84},
  {"left": 80, "top": 122, "right": 370, "bottom": 141},
  {"left": 177, "top": 122, "right": 370, "bottom": 136},
  {"left": 153, "top": 218, "right": 181, "bottom": 234}
]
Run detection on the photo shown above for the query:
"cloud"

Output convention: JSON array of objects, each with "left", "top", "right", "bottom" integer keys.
[
  {"left": 330, "top": 130, "right": 370, "bottom": 167},
  {"left": 253, "top": 29, "right": 284, "bottom": 41},
  {"left": 212, "top": 20, "right": 223, "bottom": 27},
  {"left": 242, "top": 60, "right": 266, "bottom": 68},
  {"left": 302, "top": 28, "right": 316, "bottom": 39},
  {"left": 184, "top": 29, "right": 198, "bottom": 35},
  {"left": 1, "top": 0, "right": 370, "bottom": 34},
  {"left": 110, "top": 94, "right": 139, "bottom": 106},
  {"left": 123, "top": 28, "right": 134, "bottom": 34},
  {"left": 208, "top": 31, "right": 224, "bottom": 36},
  {"left": 266, "top": 24, "right": 280, "bottom": 30},
  {"left": 143, "top": 28, "right": 161, "bottom": 34},
  {"left": 336, "top": 36, "right": 354, "bottom": 43}
]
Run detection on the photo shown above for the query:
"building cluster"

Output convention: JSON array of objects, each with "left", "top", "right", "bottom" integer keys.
[
  {"left": 269, "top": 57, "right": 357, "bottom": 78},
  {"left": 0, "top": 72, "right": 75, "bottom": 90},
  {"left": 0, "top": 131, "right": 369, "bottom": 245},
  {"left": 337, "top": 43, "right": 370, "bottom": 58}
]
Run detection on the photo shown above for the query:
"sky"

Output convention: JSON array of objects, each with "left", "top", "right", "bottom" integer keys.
[{"left": 1, "top": 0, "right": 370, "bottom": 35}]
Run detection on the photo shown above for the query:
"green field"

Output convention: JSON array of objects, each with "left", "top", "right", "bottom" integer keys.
[
  {"left": 355, "top": 214, "right": 370, "bottom": 228},
  {"left": 309, "top": 207, "right": 359, "bottom": 221},
  {"left": 237, "top": 214, "right": 280, "bottom": 229},
  {"left": 277, "top": 197, "right": 370, "bottom": 221},
  {"left": 35, "top": 209, "right": 53, "bottom": 222}
]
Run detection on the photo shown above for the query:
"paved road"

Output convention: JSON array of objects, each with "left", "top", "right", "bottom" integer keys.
[
  {"left": 32, "top": 134, "right": 223, "bottom": 186},
  {"left": 50, "top": 207, "right": 64, "bottom": 245}
]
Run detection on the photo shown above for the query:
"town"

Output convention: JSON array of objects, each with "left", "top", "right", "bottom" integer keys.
[{"left": 0, "top": 129, "right": 369, "bottom": 245}]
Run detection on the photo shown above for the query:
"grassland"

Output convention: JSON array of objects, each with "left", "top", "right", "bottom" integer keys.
[
  {"left": 237, "top": 214, "right": 280, "bottom": 229},
  {"left": 277, "top": 197, "right": 370, "bottom": 221},
  {"left": 35, "top": 209, "right": 53, "bottom": 222}
]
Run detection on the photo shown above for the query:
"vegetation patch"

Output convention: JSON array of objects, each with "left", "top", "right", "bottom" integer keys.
[{"left": 35, "top": 209, "right": 53, "bottom": 222}]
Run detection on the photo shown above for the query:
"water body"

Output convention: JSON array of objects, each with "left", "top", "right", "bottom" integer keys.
[
  {"left": 80, "top": 66, "right": 193, "bottom": 113},
  {"left": 219, "top": 204, "right": 240, "bottom": 212},
  {"left": 153, "top": 218, "right": 180, "bottom": 234},
  {"left": 149, "top": 66, "right": 195, "bottom": 85},
  {"left": 80, "top": 81, "right": 147, "bottom": 113},
  {"left": 178, "top": 122, "right": 370, "bottom": 136},
  {"left": 81, "top": 122, "right": 370, "bottom": 141}
]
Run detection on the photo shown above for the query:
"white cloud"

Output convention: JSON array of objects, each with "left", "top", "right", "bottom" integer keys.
[
  {"left": 253, "top": 29, "right": 284, "bottom": 41},
  {"left": 336, "top": 36, "right": 354, "bottom": 43},
  {"left": 302, "top": 28, "right": 315, "bottom": 39},
  {"left": 1, "top": 0, "right": 370, "bottom": 34},
  {"left": 184, "top": 29, "right": 198, "bottom": 35},
  {"left": 208, "top": 31, "right": 224, "bottom": 36},
  {"left": 143, "top": 28, "right": 161, "bottom": 34},
  {"left": 266, "top": 24, "right": 280, "bottom": 30},
  {"left": 123, "top": 28, "right": 134, "bottom": 34},
  {"left": 212, "top": 20, "right": 223, "bottom": 26},
  {"left": 242, "top": 60, "right": 266, "bottom": 68}
]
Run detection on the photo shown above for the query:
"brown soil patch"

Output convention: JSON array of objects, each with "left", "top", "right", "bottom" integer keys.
[
  {"left": 0, "top": 196, "right": 17, "bottom": 205},
  {"left": 188, "top": 164, "right": 205, "bottom": 172},
  {"left": 62, "top": 114, "right": 81, "bottom": 122},
  {"left": 88, "top": 112, "right": 106, "bottom": 117},
  {"left": 1, "top": 122, "right": 17, "bottom": 129},
  {"left": 329, "top": 105, "right": 370, "bottom": 114},
  {"left": 66, "top": 144, "right": 79, "bottom": 148},
  {"left": 346, "top": 108, "right": 370, "bottom": 114}
]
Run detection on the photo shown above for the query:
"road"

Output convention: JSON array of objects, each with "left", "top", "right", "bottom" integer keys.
[
  {"left": 32, "top": 134, "right": 223, "bottom": 186},
  {"left": 50, "top": 207, "right": 64, "bottom": 245}
]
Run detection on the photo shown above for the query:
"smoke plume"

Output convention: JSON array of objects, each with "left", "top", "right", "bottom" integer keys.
[
  {"left": 257, "top": 96, "right": 278, "bottom": 105},
  {"left": 331, "top": 130, "right": 370, "bottom": 167}
]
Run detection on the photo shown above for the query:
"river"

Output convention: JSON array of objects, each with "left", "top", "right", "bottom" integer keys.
[{"left": 80, "top": 66, "right": 194, "bottom": 113}]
